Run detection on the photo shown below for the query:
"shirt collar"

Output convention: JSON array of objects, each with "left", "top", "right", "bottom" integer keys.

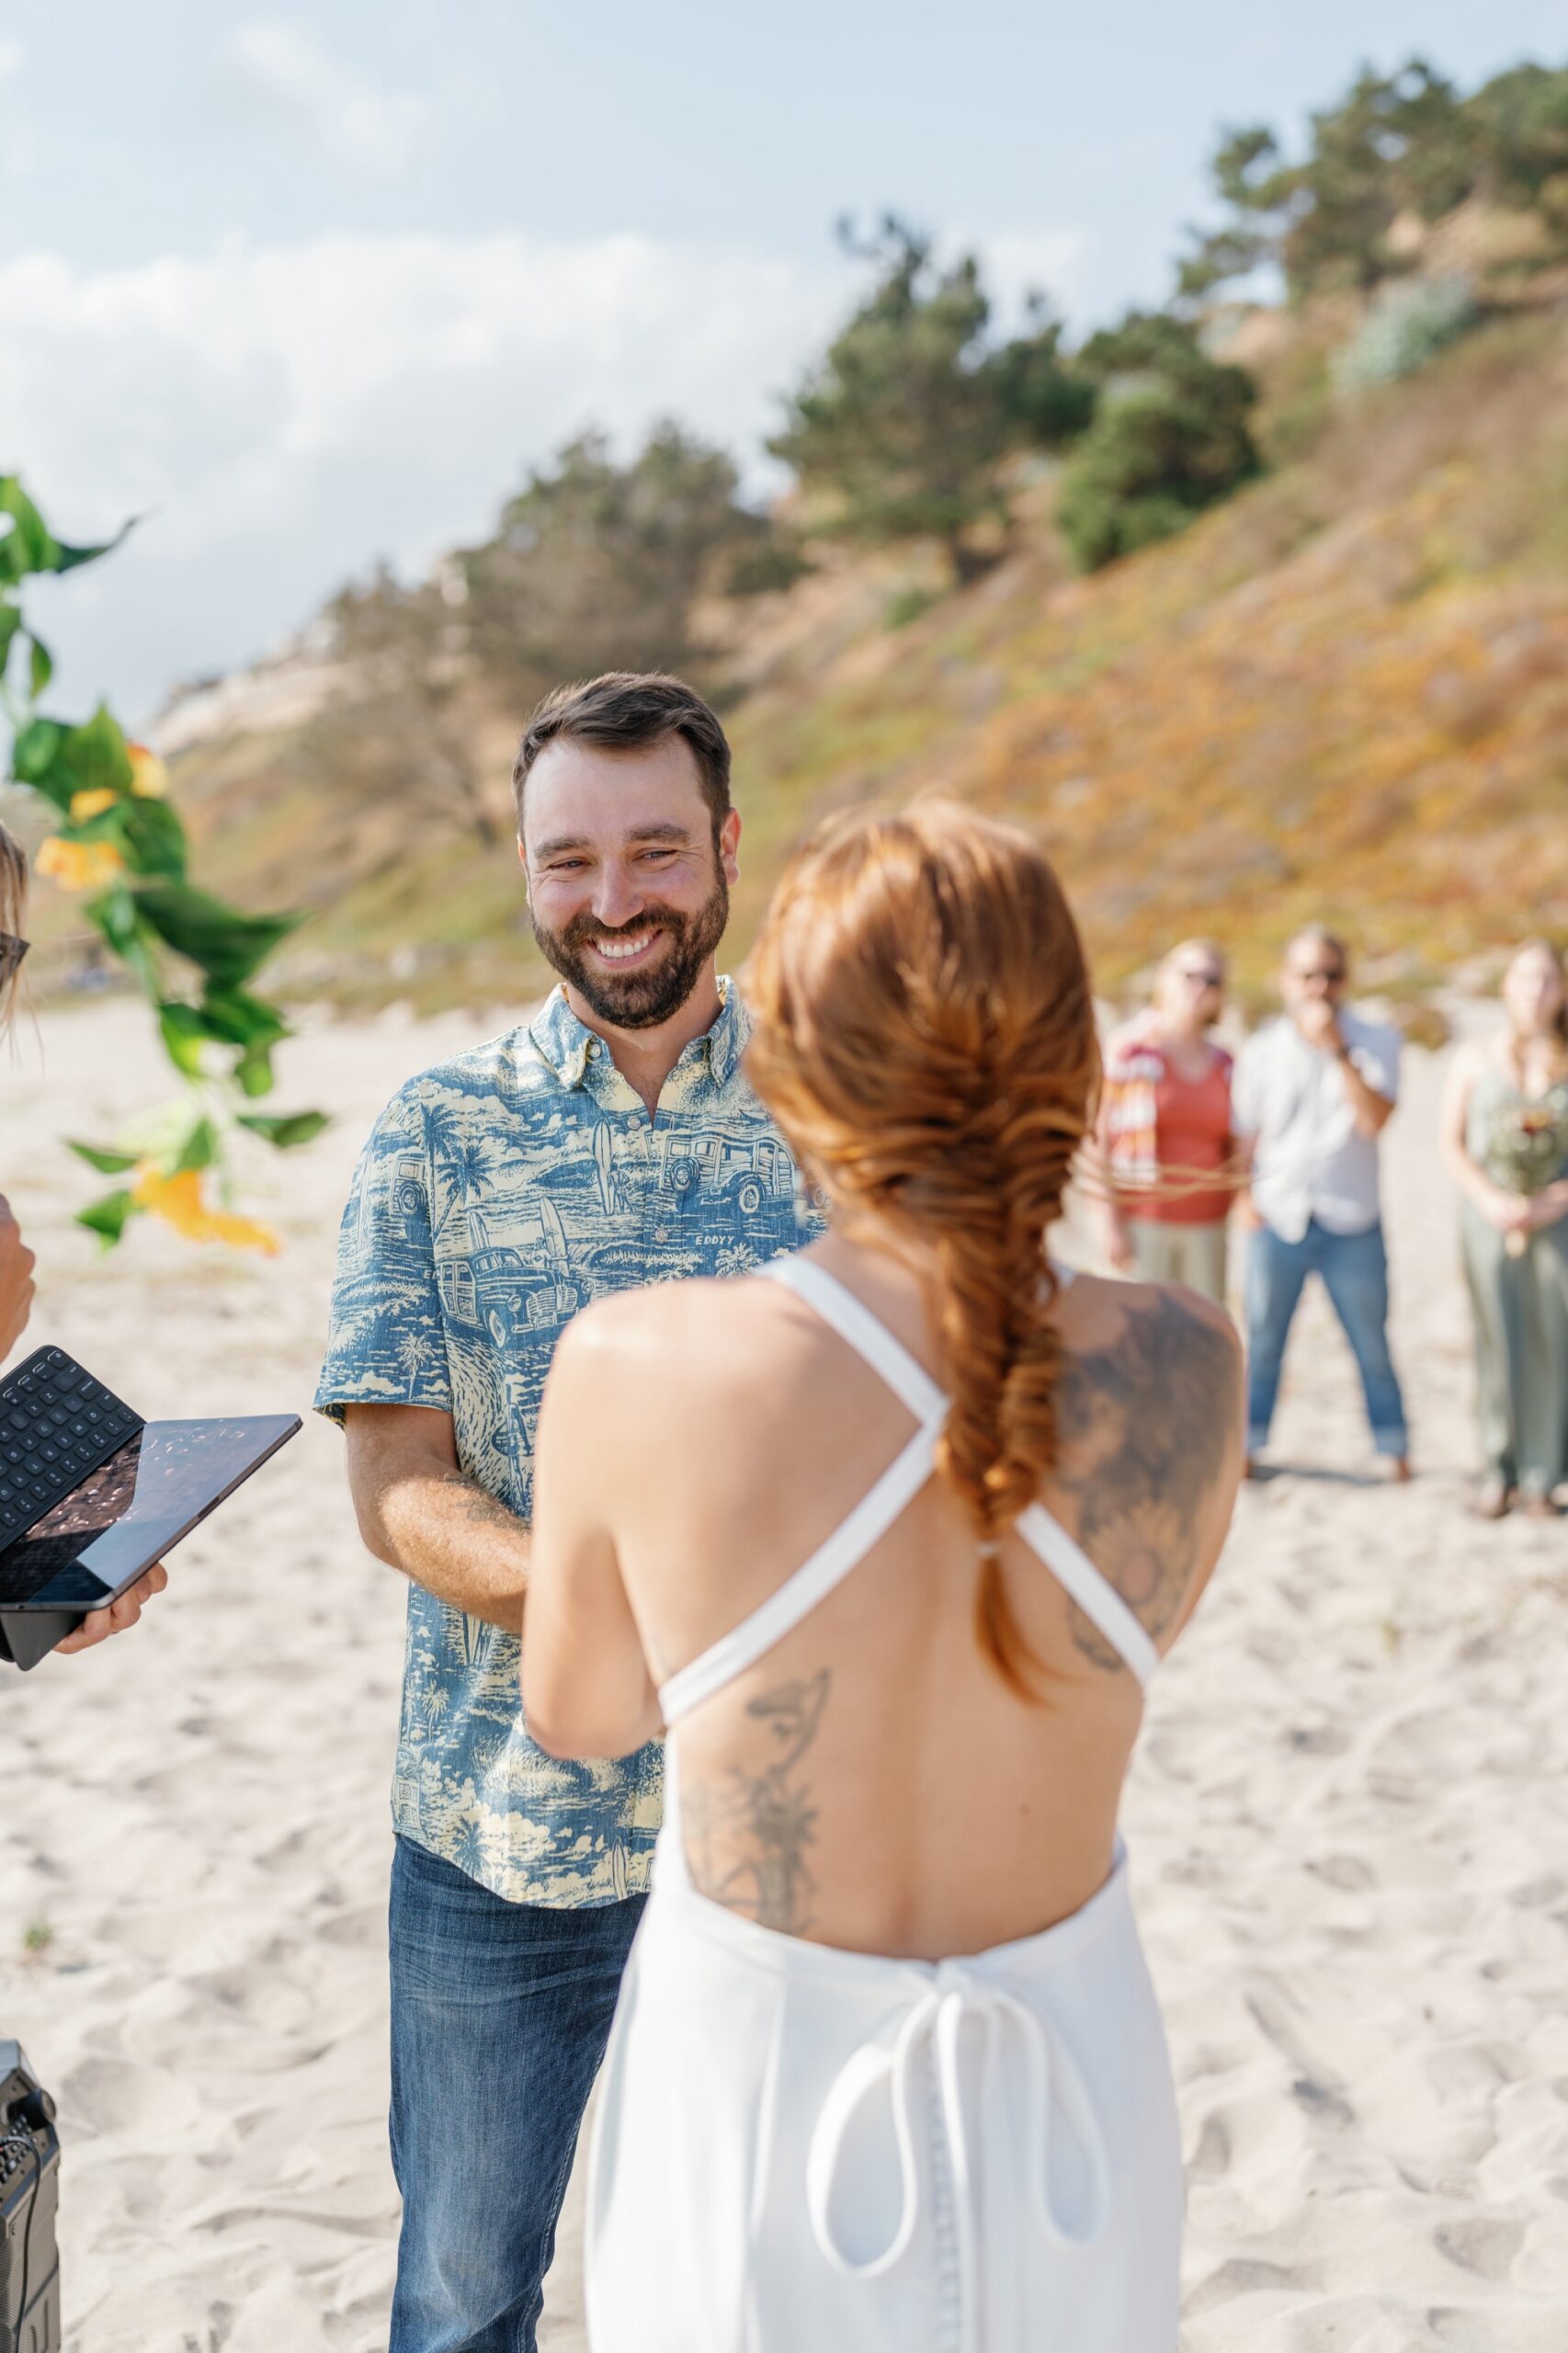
[{"left": 526, "top": 977, "right": 748, "bottom": 1092}]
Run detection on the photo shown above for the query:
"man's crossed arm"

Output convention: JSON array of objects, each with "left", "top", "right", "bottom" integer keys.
[{"left": 344, "top": 1403, "right": 530, "bottom": 1631}]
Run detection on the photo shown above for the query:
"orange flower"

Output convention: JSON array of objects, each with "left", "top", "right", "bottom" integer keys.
[
  {"left": 126, "top": 743, "right": 170, "bottom": 799},
  {"left": 36, "top": 835, "right": 125, "bottom": 892},
  {"left": 132, "top": 1166, "right": 280, "bottom": 1256},
  {"left": 69, "top": 787, "right": 119, "bottom": 823}
]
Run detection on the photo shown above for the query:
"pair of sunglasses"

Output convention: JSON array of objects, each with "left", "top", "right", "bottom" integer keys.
[{"left": 0, "top": 935, "right": 30, "bottom": 983}]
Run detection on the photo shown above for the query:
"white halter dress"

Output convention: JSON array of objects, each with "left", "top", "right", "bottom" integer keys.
[{"left": 584, "top": 1257, "right": 1182, "bottom": 2353}]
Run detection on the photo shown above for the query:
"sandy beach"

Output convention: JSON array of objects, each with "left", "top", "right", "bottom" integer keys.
[{"left": 2, "top": 997, "right": 1564, "bottom": 2353}]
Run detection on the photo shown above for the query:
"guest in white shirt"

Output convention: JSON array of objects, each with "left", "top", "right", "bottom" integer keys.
[{"left": 1232, "top": 926, "right": 1411, "bottom": 1480}]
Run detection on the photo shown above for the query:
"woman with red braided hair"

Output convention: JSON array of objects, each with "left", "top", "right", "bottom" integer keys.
[{"left": 524, "top": 801, "right": 1244, "bottom": 2352}]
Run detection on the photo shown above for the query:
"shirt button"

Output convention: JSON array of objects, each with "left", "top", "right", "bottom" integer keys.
[{"left": 654, "top": 1225, "right": 670, "bottom": 1244}]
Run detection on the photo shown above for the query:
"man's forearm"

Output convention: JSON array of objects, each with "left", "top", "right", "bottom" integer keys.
[
  {"left": 370, "top": 1466, "right": 532, "bottom": 1631},
  {"left": 1337, "top": 1052, "right": 1394, "bottom": 1137}
]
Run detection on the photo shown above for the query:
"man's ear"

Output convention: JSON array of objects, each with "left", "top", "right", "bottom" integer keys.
[
  {"left": 720, "top": 809, "right": 742, "bottom": 886},
  {"left": 517, "top": 833, "right": 531, "bottom": 903}
]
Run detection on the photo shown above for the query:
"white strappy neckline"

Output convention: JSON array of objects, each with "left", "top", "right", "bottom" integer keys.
[{"left": 655, "top": 1256, "right": 1159, "bottom": 1727}]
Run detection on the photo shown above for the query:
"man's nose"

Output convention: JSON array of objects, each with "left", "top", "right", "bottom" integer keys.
[{"left": 590, "top": 867, "right": 646, "bottom": 929}]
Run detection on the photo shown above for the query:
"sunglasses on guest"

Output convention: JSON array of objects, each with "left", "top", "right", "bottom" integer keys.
[
  {"left": 0, "top": 934, "right": 28, "bottom": 984},
  {"left": 1176, "top": 964, "right": 1224, "bottom": 990}
]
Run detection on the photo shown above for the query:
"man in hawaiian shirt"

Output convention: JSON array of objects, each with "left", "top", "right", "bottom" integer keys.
[{"left": 316, "top": 674, "right": 819, "bottom": 2353}]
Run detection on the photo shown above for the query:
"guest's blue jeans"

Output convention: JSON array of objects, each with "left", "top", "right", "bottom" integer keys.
[
  {"left": 1245, "top": 1216, "right": 1409, "bottom": 1460},
  {"left": 388, "top": 1833, "right": 645, "bottom": 2353}
]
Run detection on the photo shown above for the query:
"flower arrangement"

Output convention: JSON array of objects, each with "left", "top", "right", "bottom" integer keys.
[
  {"left": 1484, "top": 1091, "right": 1568, "bottom": 1257},
  {"left": 2, "top": 475, "right": 326, "bottom": 1249}
]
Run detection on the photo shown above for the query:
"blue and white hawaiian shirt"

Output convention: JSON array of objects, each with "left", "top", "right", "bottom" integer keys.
[{"left": 316, "top": 980, "right": 819, "bottom": 1907}]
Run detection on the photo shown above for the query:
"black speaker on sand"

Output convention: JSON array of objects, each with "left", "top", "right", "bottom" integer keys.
[{"left": 0, "top": 2042, "right": 59, "bottom": 2353}]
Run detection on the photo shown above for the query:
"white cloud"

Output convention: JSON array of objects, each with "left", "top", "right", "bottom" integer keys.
[
  {"left": 0, "top": 229, "right": 846, "bottom": 717},
  {"left": 221, "top": 18, "right": 430, "bottom": 172},
  {"left": 0, "top": 36, "right": 25, "bottom": 83},
  {"left": 0, "top": 219, "right": 1089, "bottom": 722}
]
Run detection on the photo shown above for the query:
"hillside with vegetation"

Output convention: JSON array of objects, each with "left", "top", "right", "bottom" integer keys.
[{"left": 17, "top": 52, "right": 1568, "bottom": 1019}]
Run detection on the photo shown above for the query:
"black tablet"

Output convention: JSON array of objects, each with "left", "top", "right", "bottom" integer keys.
[{"left": 0, "top": 1415, "right": 301, "bottom": 1672}]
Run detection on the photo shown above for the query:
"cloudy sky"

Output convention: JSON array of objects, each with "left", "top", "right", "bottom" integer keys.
[{"left": 3, "top": 0, "right": 1562, "bottom": 719}]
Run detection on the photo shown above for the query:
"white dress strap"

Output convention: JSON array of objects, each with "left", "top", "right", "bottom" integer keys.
[
  {"left": 1016, "top": 1506, "right": 1158, "bottom": 1688},
  {"left": 656, "top": 1253, "right": 1159, "bottom": 1724},
  {"left": 657, "top": 1417, "right": 941, "bottom": 1726},
  {"left": 758, "top": 1256, "right": 947, "bottom": 1422}
]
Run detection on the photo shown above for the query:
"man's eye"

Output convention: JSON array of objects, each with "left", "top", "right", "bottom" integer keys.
[
  {"left": 638, "top": 848, "right": 677, "bottom": 865},
  {"left": 549, "top": 860, "right": 587, "bottom": 875}
]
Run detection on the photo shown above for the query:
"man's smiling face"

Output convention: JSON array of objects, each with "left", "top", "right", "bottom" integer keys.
[{"left": 520, "top": 731, "right": 741, "bottom": 1032}]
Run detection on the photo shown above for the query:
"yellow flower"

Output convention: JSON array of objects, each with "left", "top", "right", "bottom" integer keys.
[
  {"left": 132, "top": 1166, "right": 280, "bottom": 1256},
  {"left": 36, "top": 835, "right": 125, "bottom": 892},
  {"left": 126, "top": 743, "right": 170, "bottom": 799},
  {"left": 69, "top": 787, "right": 119, "bottom": 823}
]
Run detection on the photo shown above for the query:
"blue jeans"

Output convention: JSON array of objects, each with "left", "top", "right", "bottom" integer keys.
[
  {"left": 1245, "top": 1217, "right": 1409, "bottom": 1459},
  {"left": 388, "top": 1833, "right": 645, "bottom": 2353}
]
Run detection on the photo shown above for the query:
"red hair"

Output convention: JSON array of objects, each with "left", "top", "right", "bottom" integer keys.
[{"left": 745, "top": 801, "right": 1099, "bottom": 1699}]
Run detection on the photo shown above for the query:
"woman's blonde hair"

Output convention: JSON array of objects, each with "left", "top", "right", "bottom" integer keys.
[
  {"left": 745, "top": 800, "right": 1099, "bottom": 1699},
  {"left": 0, "top": 822, "right": 26, "bottom": 1033}
]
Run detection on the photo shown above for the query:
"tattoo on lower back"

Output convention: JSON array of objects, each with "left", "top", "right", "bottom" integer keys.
[
  {"left": 683, "top": 1671, "right": 831, "bottom": 1934},
  {"left": 1051, "top": 1294, "right": 1238, "bottom": 1671}
]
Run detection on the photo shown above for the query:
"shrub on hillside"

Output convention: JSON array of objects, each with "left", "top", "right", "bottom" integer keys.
[
  {"left": 1335, "top": 275, "right": 1479, "bottom": 390},
  {"left": 1057, "top": 314, "right": 1261, "bottom": 571},
  {"left": 770, "top": 218, "right": 1092, "bottom": 585},
  {"left": 1180, "top": 54, "right": 1568, "bottom": 304}
]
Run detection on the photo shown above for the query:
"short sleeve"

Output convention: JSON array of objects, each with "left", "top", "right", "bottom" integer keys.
[
  {"left": 314, "top": 1087, "right": 452, "bottom": 1427},
  {"left": 1348, "top": 1021, "right": 1400, "bottom": 1104}
]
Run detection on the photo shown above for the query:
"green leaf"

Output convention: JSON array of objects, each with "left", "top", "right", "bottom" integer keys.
[
  {"left": 14, "top": 705, "right": 133, "bottom": 814},
  {"left": 85, "top": 884, "right": 162, "bottom": 997},
  {"left": 10, "top": 715, "right": 63, "bottom": 783},
  {"left": 235, "top": 1041, "right": 278, "bottom": 1097},
  {"left": 237, "top": 1109, "right": 330, "bottom": 1148},
  {"left": 172, "top": 1117, "right": 218, "bottom": 1174},
  {"left": 28, "top": 634, "right": 52, "bottom": 699},
  {"left": 198, "top": 987, "right": 288, "bottom": 1050},
  {"left": 0, "top": 477, "right": 132, "bottom": 586},
  {"left": 0, "top": 599, "right": 21, "bottom": 679},
  {"left": 132, "top": 881, "right": 305, "bottom": 990},
  {"left": 75, "top": 1188, "right": 140, "bottom": 1245},
  {"left": 157, "top": 1001, "right": 212, "bottom": 1076},
  {"left": 116, "top": 795, "right": 187, "bottom": 882},
  {"left": 66, "top": 1139, "right": 142, "bottom": 1175}
]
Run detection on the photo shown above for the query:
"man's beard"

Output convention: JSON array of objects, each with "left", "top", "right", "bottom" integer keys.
[{"left": 530, "top": 870, "right": 730, "bottom": 1031}]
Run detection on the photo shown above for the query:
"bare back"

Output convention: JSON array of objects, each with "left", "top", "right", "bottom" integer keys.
[{"left": 551, "top": 1238, "right": 1243, "bottom": 1961}]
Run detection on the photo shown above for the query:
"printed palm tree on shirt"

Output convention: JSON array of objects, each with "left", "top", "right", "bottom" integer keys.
[
  {"left": 433, "top": 1132, "right": 496, "bottom": 1245},
  {"left": 415, "top": 1101, "right": 486, "bottom": 1240},
  {"left": 450, "top": 1813, "right": 489, "bottom": 1880},
  {"left": 397, "top": 1326, "right": 438, "bottom": 1400}
]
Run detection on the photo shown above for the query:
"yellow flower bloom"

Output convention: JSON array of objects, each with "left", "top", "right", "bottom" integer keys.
[
  {"left": 69, "top": 787, "right": 119, "bottom": 823},
  {"left": 126, "top": 743, "right": 170, "bottom": 799},
  {"left": 132, "top": 1166, "right": 280, "bottom": 1256},
  {"left": 36, "top": 835, "right": 125, "bottom": 892}
]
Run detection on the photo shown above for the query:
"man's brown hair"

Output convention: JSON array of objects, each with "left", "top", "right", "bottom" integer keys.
[{"left": 513, "top": 673, "right": 732, "bottom": 840}]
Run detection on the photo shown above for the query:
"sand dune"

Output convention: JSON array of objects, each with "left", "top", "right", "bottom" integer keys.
[{"left": 1, "top": 999, "right": 1563, "bottom": 2351}]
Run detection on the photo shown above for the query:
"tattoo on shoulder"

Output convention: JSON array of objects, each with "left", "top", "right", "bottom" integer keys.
[
  {"left": 1050, "top": 1293, "right": 1239, "bottom": 1672},
  {"left": 682, "top": 1671, "right": 830, "bottom": 1935}
]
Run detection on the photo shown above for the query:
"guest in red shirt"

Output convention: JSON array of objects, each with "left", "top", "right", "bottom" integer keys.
[{"left": 1096, "top": 940, "right": 1236, "bottom": 1307}]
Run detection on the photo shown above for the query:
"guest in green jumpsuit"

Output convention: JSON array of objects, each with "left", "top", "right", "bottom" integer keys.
[{"left": 1441, "top": 939, "right": 1568, "bottom": 1518}]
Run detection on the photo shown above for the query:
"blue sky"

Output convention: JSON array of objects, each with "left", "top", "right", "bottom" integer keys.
[{"left": 3, "top": 0, "right": 1564, "bottom": 718}]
